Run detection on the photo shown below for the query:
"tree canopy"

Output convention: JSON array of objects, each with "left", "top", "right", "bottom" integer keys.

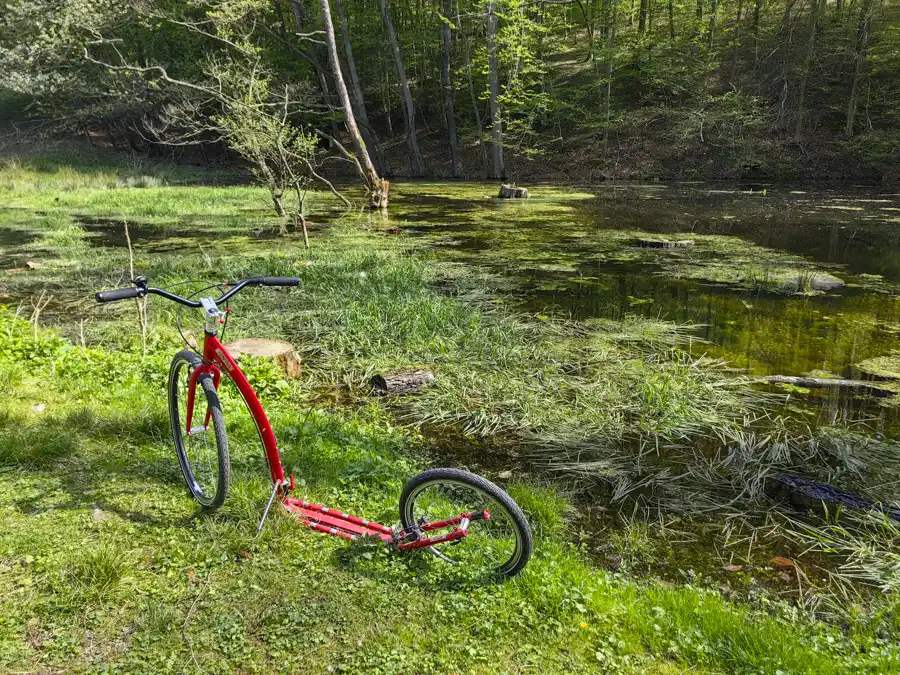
[{"left": 2, "top": 0, "right": 899, "bottom": 182}]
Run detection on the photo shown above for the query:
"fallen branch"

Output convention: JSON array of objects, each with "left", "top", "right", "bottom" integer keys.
[{"left": 760, "top": 375, "right": 895, "bottom": 396}]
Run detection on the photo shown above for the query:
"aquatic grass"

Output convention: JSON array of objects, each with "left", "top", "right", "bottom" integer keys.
[{"left": 781, "top": 509, "right": 900, "bottom": 595}]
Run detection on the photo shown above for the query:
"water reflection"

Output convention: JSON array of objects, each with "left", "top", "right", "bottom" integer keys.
[{"left": 394, "top": 181, "right": 900, "bottom": 435}]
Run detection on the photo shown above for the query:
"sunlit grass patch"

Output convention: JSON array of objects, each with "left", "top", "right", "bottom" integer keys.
[{"left": 57, "top": 541, "right": 131, "bottom": 597}]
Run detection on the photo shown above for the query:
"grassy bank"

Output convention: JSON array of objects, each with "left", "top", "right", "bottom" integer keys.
[{"left": 1, "top": 155, "right": 899, "bottom": 672}]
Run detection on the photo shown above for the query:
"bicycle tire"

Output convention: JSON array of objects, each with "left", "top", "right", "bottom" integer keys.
[
  {"left": 168, "top": 350, "right": 230, "bottom": 508},
  {"left": 399, "top": 468, "right": 533, "bottom": 577}
]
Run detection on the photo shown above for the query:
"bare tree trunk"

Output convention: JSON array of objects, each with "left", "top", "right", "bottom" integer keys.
[
  {"left": 319, "top": 0, "right": 389, "bottom": 207},
  {"left": 638, "top": 0, "right": 649, "bottom": 34},
  {"left": 272, "top": 0, "right": 289, "bottom": 39},
  {"left": 731, "top": 0, "right": 743, "bottom": 77},
  {"left": 697, "top": 0, "right": 703, "bottom": 20},
  {"left": 383, "top": 69, "right": 394, "bottom": 137},
  {"left": 379, "top": 0, "right": 427, "bottom": 175},
  {"left": 291, "top": 0, "right": 342, "bottom": 139},
  {"left": 753, "top": 0, "right": 763, "bottom": 62},
  {"left": 487, "top": 0, "right": 505, "bottom": 179},
  {"left": 603, "top": 0, "right": 617, "bottom": 149},
  {"left": 708, "top": 0, "right": 718, "bottom": 47},
  {"left": 442, "top": 0, "right": 461, "bottom": 177},
  {"left": 334, "top": 0, "right": 383, "bottom": 170},
  {"left": 793, "top": 0, "right": 818, "bottom": 142},
  {"left": 574, "top": 0, "right": 595, "bottom": 61},
  {"left": 845, "top": 0, "right": 873, "bottom": 137},
  {"left": 463, "top": 36, "right": 488, "bottom": 175},
  {"left": 774, "top": 0, "right": 796, "bottom": 132},
  {"left": 668, "top": 0, "right": 675, "bottom": 38}
]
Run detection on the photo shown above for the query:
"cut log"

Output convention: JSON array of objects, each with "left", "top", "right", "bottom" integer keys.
[
  {"left": 371, "top": 369, "right": 434, "bottom": 395},
  {"left": 635, "top": 238, "right": 695, "bottom": 248},
  {"left": 498, "top": 184, "right": 529, "bottom": 199},
  {"left": 761, "top": 375, "right": 895, "bottom": 396},
  {"left": 224, "top": 338, "right": 302, "bottom": 378}
]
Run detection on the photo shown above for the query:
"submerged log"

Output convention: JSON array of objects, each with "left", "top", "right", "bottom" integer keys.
[
  {"left": 761, "top": 375, "right": 895, "bottom": 396},
  {"left": 773, "top": 475, "right": 900, "bottom": 521},
  {"left": 498, "top": 184, "right": 529, "bottom": 199},
  {"left": 371, "top": 369, "right": 435, "bottom": 395},
  {"left": 635, "top": 238, "right": 695, "bottom": 249},
  {"left": 224, "top": 338, "right": 302, "bottom": 378}
]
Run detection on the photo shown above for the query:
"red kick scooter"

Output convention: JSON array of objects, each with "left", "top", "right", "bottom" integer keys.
[{"left": 96, "top": 276, "right": 532, "bottom": 577}]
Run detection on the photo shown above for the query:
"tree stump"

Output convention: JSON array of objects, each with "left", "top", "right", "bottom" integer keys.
[
  {"left": 498, "top": 184, "right": 529, "bottom": 199},
  {"left": 224, "top": 338, "right": 302, "bottom": 378},
  {"left": 371, "top": 369, "right": 435, "bottom": 396},
  {"left": 369, "top": 178, "right": 390, "bottom": 209}
]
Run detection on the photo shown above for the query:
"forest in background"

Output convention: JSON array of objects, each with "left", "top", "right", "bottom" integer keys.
[{"left": 1, "top": 0, "right": 899, "bottom": 184}]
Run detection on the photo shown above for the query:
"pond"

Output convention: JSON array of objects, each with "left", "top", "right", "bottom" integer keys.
[{"left": 388, "top": 181, "right": 900, "bottom": 436}]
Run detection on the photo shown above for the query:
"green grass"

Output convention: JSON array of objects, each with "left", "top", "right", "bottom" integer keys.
[
  {"left": 0, "top": 156, "right": 898, "bottom": 671},
  {"left": 0, "top": 312, "right": 897, "bottom": 673}
]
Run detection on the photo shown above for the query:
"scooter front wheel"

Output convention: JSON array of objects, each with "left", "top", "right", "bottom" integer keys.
[{"left": 398, "top": 468, "right": 532, "bottom": 577}]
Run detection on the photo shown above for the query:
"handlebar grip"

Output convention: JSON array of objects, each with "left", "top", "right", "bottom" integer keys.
[
  {"left": 259, "top": 277, "right": 301, "bottom": 287},
  {"left": 95, "top": 287, "right": 142, "bottom": 303}
]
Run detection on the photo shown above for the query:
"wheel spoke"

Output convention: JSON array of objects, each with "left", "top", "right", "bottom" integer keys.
[
  {"left": 172, "top": 357, "right": 220, "bottom": 503},
  {"left": 407, "top": 480, "right": 522, "bottom": 573}
]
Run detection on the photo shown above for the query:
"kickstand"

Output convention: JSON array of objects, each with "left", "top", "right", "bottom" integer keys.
[{"left": 255, "top": 481, "right": 281, "bottom": 540}]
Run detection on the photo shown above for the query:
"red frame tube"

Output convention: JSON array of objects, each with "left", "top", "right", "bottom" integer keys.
[
  {"left": 191, "top": 332, "right": 285, "bottom": 485},
  {"left": 189, "top": 331, "right": 481, "bottom": 553}
]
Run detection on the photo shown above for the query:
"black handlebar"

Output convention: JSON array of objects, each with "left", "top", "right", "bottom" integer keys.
[
  {"left": 95, "top": 276, "right": 301, "bottom": 306},
  {"left": 257, "top": 277, "right": 301, "bottom": 287},
  {"left": 96, "top": 287, "right": 144, "bottom": 303}
]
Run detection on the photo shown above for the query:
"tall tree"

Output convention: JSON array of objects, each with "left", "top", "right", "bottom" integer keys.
[
  {"left": 289, "top": 0, "right": 340, "bottom": 138},
  {"left": 845, "top": 0, "right": 874, "bottom": 137},
  {"left": 379, "top": 0, "right": 427, "bottom": 175},
  {"left": 441, "top": 0, "right": 461, "bottom": 177},
  {"left": 460, "top": 13, "right": 489, "bottom": 174},
  {"left": 333, "top": 0, "right": 383, "bottom": 171},
  {"left": 753, "top": 0, "right": 763, "bottom": 62},
  {"left": 319, "top": 0, "right": 389, "bottom": 207},
  {"left": 603, "top": 0, "right": 618, "bottom": 149},
  {"left": 668, "top": 0, "right": 675, "bottom": 39},
  {"left": 487, "top": 0, "right": 505, "bottom": 179},
  {"left": 793, "top": 0, "right": 818, "bottom": 141},
  {"left": 730, "top": 0, "right": 744, "bottom": 77},
  {"left": 774, "top": 0, "right": 796, "bottom": 131}
]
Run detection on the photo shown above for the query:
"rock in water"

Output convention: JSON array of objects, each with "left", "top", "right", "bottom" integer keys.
[
  {"left": 498, "top": 184, "right": 529, "bottom": 199},
  {"left": 780, "top": 273, "right": 845, "bottom": 293},
  {"left": 224, "top": 338, "right": 302, "bottom": 378}
]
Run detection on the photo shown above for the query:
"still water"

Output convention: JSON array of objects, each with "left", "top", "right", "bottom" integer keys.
[{"left": 390, "top": 182, "right": 900, "bottom": 432}]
